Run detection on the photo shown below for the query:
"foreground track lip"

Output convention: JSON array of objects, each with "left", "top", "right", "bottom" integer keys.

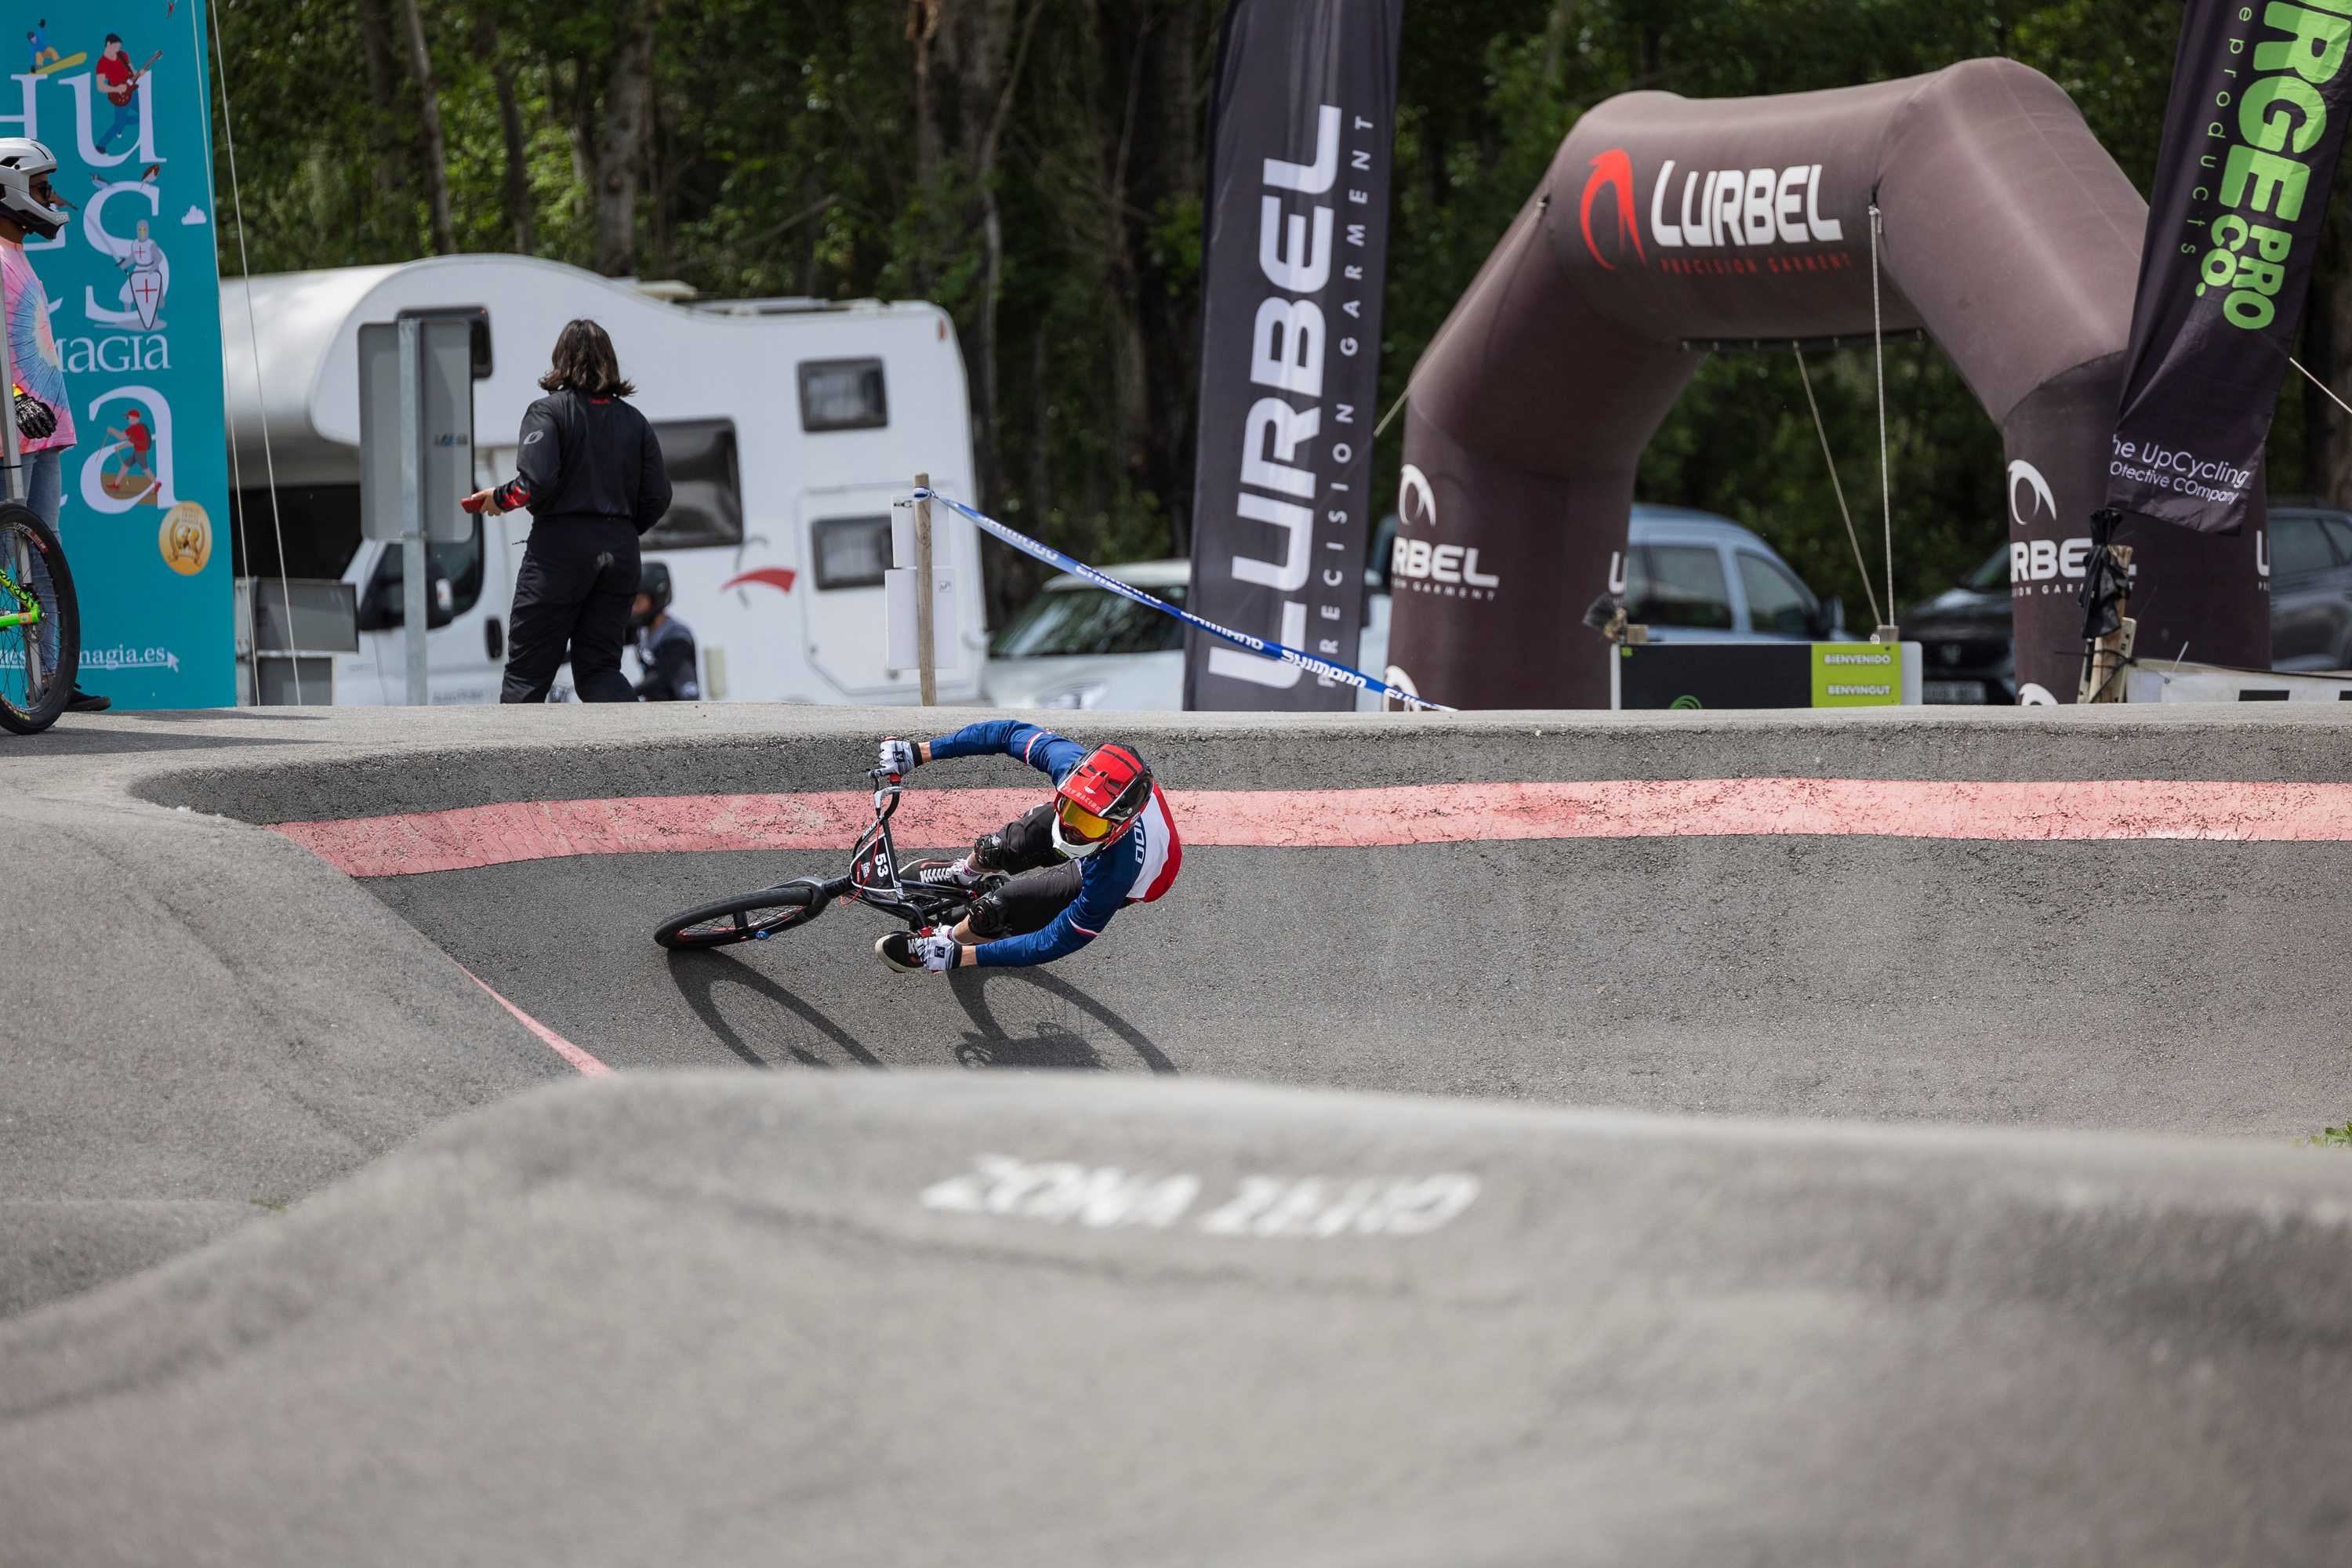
[
  {"left": 5, "top": 1071, "right": 2351, "bottom": 1566},
  {"left": 270, "top": 777, "right": 2352, "bottom": 878}
]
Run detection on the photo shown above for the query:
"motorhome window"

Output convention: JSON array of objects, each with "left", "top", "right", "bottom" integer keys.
[
  {"left": 230, "top": 484, "right": 363, "bottom": 579},
  {"left": 395, "top": 306, "right": 493, "bottom": 379},
  {"left": 992, "top": 584, "right": 1189, "bottom": 657},
  {"left": 641, "top": 420, "right": 744, "bottom": 550},
  {"left": 799, "top": 358, "right": 887, "bottom": 431},
  {"left": 813, "top": 515, "right": 892, "bottom": 590}
]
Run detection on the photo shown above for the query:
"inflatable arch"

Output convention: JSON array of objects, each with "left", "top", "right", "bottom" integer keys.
[{"left": 1390, "top": 59, "right": 2269, "bottom": 708}]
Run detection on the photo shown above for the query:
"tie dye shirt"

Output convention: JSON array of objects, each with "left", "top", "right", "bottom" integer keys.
[{"left": 0, "top": 243, "right": 74, "bottom": 455}]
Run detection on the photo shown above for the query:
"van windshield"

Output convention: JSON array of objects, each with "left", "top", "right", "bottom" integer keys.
[{"left": 992, "top": 585, "right": 1188, "bottom": 657}]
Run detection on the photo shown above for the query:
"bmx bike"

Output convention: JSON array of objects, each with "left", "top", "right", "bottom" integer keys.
[
  {"left": 653, "top": 768, "right": 997, "bottom": 950},
  {"left": 0, "top": 499, "right": 79, "bottom": 736}
]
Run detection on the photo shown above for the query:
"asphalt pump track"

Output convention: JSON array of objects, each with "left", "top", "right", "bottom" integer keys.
[{"left": 5, "top": 704, "right": 2350, "bottom": 1563}]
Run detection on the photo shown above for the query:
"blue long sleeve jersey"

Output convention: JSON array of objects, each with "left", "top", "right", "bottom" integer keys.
[{"left": 927, "top": 720, "right": 1149, "bottom": 967}]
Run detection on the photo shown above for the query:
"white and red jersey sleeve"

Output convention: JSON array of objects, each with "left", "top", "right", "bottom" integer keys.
[{"left": 1129, "top": 784, "right": 1182, "bottom": 903}]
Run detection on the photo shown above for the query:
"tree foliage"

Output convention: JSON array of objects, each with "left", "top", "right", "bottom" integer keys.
[{"left": 206, "top": 0, "right": 2344, "bottom": 620}]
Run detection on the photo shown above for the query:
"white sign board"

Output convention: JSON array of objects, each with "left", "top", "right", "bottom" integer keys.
[
  {"left": 884, "top": 566, "right": 963, "bottom": 674},
  {"left": 358, "top": 318, "right": 477, "bottom": 545}
]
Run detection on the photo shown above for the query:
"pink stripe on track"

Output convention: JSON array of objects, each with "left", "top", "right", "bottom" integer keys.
[
  {"left": 272, "top": 789, "right": 1044, "bottom": 877},
  {"left": 270, "top": 778, "right": 2352, "bottom": 880},
  {"left": 464, "top": 967, "right": 612, "bottom": 1077}
]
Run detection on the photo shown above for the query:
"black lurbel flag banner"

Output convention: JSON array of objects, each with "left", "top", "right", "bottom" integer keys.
[
  {"left": 1183, "top": 0, "right": 1403, "bottom": 710},
  {"left": 2109, "top": 0, "right": 2352, "bottom": 533}
]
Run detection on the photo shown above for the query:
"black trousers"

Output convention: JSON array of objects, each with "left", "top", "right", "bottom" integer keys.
[
  {"left": 502, "top": 518, "right": 641, "bottom": 703},
  {"left": 965, "top": 804, "right": 1083, "bottom": 938}
]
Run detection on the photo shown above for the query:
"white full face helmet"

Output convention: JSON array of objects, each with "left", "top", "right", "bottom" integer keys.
[{"left": 0, "top": 139, "right": 67, "bottom": 241}]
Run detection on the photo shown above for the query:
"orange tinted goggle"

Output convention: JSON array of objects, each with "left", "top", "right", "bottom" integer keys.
[{"left": 1056, "top": 796, "right": 1115, "bottom": 841}]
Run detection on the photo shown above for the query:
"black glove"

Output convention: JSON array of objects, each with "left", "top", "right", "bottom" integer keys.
[{"left": 13, "top": 390, "right": 54, "bottom": 442}]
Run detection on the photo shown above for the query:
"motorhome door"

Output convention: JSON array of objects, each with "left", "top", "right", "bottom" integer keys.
[{"left": 797, "top": 484, "right": 957, "bottom": 701}]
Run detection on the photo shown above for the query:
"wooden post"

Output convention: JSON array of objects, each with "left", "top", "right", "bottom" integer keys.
[{"left": 913, "top": 470, "right": 937, "bottom": 706}]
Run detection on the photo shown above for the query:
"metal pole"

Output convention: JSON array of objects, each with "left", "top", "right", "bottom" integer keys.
[
  {"left": 913, "top": 470, "right": 937, "bottom": 706},
  {"left": 397, "top": 316, "right": 428, "bottom": 705}
]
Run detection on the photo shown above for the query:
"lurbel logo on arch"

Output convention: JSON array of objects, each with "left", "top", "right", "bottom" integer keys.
[
  {"left": 1578, "top": 150, "right": 1645, "bottom": 270},
  {"left": 1391, "top": 464, "right": 1500, "bottom": 601},
  {"left": 1577, "top": 150, "right": 1852, "bottom": 276},
  {"left": 2005, "top": 458, "right": 2132, "bottom": 597}
]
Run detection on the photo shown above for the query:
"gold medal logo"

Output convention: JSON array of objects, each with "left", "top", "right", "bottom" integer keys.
[{"left": 160, "top": 502, "right": 212, "bottom": 575}]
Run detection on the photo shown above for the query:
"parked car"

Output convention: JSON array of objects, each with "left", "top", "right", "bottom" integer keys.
[
  {"left": 1610, "top": 505, "right": 1848, "bottom": 644},
  {"left": 2269, "top": 504, "right": 2352, "bottom": 670},
  {"left": 984, "top": 505, "right": 1837, "bottom": 711},
  {"left": 1902, "top": 546, "right": 2016, "bottom": 704},
  {"left": 1907, "top": 503, "right": 2352, "bottom": 703},
  {"left": 984, "top": 562, "right": 1394, "bottom": 712}
]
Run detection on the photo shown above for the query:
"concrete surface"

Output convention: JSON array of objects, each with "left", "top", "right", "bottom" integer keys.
[
  {"left": 9, "top": 702, "right": 2352, "bottom": 1324},
  {"left": 154, "top": 702, "right": 2352, "bottom": 1137},
  {"left": 9, "top": 703, "right": 2352, "bottom": 1560},
  {"left": 373, "top": 833, "right": 2351, "bottom": 1135},
  {"left": 2, "top": 740, "right": 572, "bottom": 1316},
  {"left": 3, "top": 1071, "right": 2348, "bottom": 1567}
]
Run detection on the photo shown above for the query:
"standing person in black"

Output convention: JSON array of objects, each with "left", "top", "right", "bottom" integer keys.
[{"left": 466, "top": 319, "right": 671, "bottom": 702}]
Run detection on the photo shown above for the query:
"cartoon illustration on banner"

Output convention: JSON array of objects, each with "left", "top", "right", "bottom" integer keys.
[{"left": 0, "top": 2, "right": 229, "bottom": 706}]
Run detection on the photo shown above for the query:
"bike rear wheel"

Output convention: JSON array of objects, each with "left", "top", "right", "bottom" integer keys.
[
  {"left": 655, "top": 880, "right": 829, "bottom": 949},
  {"left": 0, "top": 503, "right": 78, "bottom": 737}
]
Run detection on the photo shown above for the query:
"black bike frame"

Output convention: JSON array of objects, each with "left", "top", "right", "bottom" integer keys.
[{"left": 839, "top": 768, "right": 971, "bottom": 928}]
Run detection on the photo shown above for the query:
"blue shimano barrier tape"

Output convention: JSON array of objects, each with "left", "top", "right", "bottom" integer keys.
[{"left": 906, "top": 488, "right": 1450, "bottom": 713}]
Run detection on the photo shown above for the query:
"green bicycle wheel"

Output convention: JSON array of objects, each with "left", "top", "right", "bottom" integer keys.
[{"left": 0, "top": 502, "right": 78, "bottom": 736}]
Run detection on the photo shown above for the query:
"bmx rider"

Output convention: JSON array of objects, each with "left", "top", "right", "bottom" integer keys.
[{"left": 873, "top": 721, "right": 1181, "bottom": 974}]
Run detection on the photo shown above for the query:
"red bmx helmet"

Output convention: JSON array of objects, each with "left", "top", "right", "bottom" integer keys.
[{"left": 1051, "top": 743, "right": 1152, "bottom": 858}]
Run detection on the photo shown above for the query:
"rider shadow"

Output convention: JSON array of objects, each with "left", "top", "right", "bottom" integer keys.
[
  {"left": 664, "top": 951, "right": 882, "bottom": 1070},
  {"left": 945, "top": 966, "right": 1178, "bottom": 1076}
]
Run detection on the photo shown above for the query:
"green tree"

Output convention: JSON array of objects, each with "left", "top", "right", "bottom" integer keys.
[{"left": 204, "top": 0, "right": 2340, "bottom": 641}]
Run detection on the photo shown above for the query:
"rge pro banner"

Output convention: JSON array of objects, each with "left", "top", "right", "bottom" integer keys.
[
  {"left": 2108, "top": 0, "right": 2352, "bottom": 534},
  {"left": 1184, "top": 0, "right": 1402, "bottom": 711},
  {"left": 0, "top": 3, "right": 234, "bottom": 706}
]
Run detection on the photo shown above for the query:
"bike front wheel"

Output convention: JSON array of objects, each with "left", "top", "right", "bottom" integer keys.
[
  {"left": 655, "top": 880, "right": 829, "bottom": 949},
  {"left": 0, "top": 503, "right": 78, "bottom": 736}
]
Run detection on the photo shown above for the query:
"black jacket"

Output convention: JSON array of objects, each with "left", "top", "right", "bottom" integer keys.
[
  {"left": 492, "top": 388, "right": 673, "bottom": 535},
  {"left": 633, "top": 616, "right": 700, "bottom": 701}
]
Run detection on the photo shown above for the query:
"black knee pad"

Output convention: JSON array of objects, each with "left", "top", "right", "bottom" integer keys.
[
  {"left": 969, "top": 829, "right": 1008, "bottom": 871},
  {"left": 965, "top": 887, "right": 1012, "bottom": 939}
]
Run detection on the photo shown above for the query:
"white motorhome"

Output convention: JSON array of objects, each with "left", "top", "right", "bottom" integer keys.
[{"left": 221, "top": 255, "right": 988, "bottom": 704}]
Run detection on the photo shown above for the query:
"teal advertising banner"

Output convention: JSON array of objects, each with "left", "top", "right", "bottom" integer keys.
[{"left": 2, "top": 3, "right": 231, "bottom": 706}]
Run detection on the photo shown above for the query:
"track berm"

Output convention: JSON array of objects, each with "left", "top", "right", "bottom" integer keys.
[{"left": 5, "top": 704, "right": 2350, "bottom": 1564}]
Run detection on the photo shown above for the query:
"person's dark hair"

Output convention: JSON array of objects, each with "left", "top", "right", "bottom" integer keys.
[
  {"left": 539, "top": 318, "right": 636, "bottom": 397},
  {"left": 104, "top": 33, "right": 121, "bottom": 46}
]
